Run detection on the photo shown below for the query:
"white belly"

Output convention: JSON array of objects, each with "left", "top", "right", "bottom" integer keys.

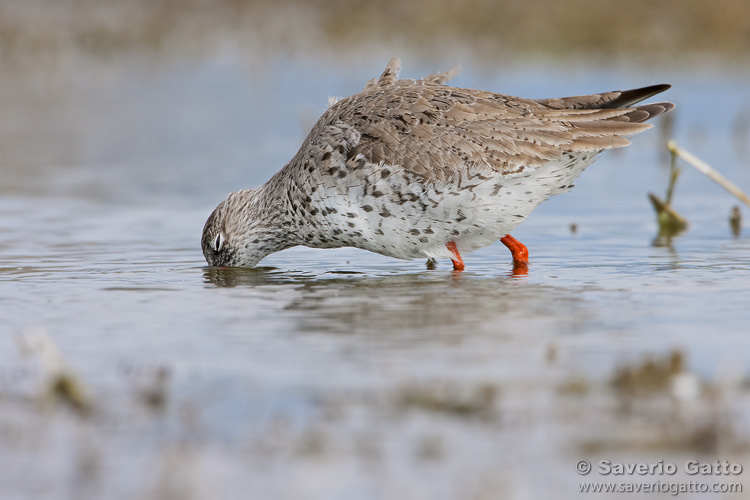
[{"left": 299, "top": 153, "right": 600, "bottom": 260}]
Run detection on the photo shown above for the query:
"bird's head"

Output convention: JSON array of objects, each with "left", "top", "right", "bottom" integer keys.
[{"left": 201, "top": 188, "right": 291, "bottom": 268}]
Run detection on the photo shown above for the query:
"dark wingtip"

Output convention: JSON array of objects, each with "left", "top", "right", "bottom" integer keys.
[
  {"left": 603, "top": 84, "right": 672, "bottom": 109},
  {"left": 650, "top": 83, "right": 671, "bottom": 92},
  {"left": 535, "top": 84, "right": 673, "bottom": 111}
]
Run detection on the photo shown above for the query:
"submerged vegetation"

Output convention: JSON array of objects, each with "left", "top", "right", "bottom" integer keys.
[{"left": 650, "top": 140, "right": 748, "bottom": 243}]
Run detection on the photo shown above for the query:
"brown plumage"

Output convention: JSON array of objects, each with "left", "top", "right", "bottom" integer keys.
[{"left": 309, "top": 57, "right": 674, "bottom": 182}]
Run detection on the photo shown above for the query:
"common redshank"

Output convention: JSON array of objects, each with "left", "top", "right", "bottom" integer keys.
[{"left": 202, "top": 58, "right": 673, "bottom": 271}]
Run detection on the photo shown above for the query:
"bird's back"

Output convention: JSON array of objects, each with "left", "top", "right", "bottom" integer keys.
[{"left": 291, "top": 58, "right": 673, "bottom": 185}]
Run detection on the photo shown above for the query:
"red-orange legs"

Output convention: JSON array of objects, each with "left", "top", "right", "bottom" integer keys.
[
  {"left": 445, "top": 241, "right": 465, "bottom": 271},
  {"left": 500, "top": 234, "right": 529, "bottom": 275}
]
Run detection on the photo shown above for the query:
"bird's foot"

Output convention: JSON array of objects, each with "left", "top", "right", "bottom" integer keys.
[
  {"left": 445, "top": 241, "right": 465, "bottom": 271},
  {"left": 500, "top": 234, "right": 529, "bottom": 273}
]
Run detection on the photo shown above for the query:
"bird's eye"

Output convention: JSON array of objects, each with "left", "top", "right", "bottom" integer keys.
[{"left": 213, "top": 233, "right": 225, "bottom": 253}]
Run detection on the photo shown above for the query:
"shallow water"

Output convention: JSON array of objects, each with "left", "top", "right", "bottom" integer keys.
[{"left": 2, "top": 49, "right": 750, "bottom": 499}]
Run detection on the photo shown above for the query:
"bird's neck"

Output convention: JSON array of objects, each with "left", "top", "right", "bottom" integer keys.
[{"left": 255, "top": 169, "right": 305, "bottom": 249}]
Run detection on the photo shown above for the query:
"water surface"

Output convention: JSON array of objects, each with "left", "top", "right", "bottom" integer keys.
[{"left": 1, "top": 47, "right": 750, "bottom": 500}]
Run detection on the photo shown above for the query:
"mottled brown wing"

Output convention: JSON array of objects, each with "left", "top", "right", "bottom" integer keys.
[
  {"left": 535, "top": 84, "right": 672, "bottom": 110},
  {"left": 324, "top": 59, "right": 673, "bottom": 183}
]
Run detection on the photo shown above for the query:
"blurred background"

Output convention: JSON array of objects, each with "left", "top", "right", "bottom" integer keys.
[
  {"left": 2, "top": 0, "right": 749, "bottom": 198},
  {"left": 3, "top": 0, "right": 750, "bottom": 63},
  {"left": 2, "top": 0, "right": 749, "bottom": 204},
  {"left": 2, "top": 2, "right": 750, "bottom": 500}
]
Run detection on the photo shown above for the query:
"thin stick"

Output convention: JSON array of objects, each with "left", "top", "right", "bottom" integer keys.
[
  {"left": 665, "top": 146, "right": 681, "bottom": 206},
  {"left": 667, "top": 140, "right": 750, "bottom": 207}
]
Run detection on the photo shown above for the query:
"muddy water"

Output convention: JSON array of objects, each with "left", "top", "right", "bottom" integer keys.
[{"left": 2, "top": 52, "right": 750, "bottom": 499}]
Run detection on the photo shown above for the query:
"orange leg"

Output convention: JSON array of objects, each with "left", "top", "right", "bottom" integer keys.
[
  {"left": 446, "top": 241, "right": 465, "bottom": 271},
  {"left": 500, "top": 234, "right": 529, "bottom": 269}
]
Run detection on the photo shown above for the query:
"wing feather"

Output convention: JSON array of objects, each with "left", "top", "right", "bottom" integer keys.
[{"left": 300, "top": 60, "right": 673, "bottom": 183}]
